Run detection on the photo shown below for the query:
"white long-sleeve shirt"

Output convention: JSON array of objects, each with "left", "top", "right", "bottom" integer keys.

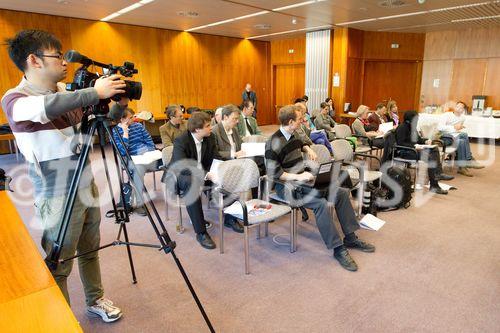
[{"left": 438, "top": 112, "right": 466, "bottom": 134}]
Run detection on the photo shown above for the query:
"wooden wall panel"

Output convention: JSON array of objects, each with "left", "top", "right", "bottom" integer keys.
[
  {"left": 362, "top": 31, "right": 425, "bottom": 60},
  {"left": 420, "top": 27, "right": 499, "bottom": 110},
  {"left": 483, "top": 58, "right": 500, "bottom": 108},
  {"left": 449, "top": 59, "right": 487, "bottom": 104},
  {"left": 362, "top": 61, "right": 419, "bottom": 111},
  {"left": 419, "top": 60, "right": 453, "bottom": 108},
  {"left": 347, "top": 28, "right": 363, "bottom": 59},
  {"left": 0, "top": 9, "right": 272, "bottom": 127},
  {"left": 423, "top": 30, "right": 458, "bottom": 60},
  {"left": 345, "top": 58, "right": 363, "bottom": 110},
  {"left": 270, "top": 36, "right": 305, "bottom": 65},
  {"left": 273, "top": 64, "right": 305, "bottom": 120},
  {"left": 454, "top": 28, "right": 492, "bottom": 59}
]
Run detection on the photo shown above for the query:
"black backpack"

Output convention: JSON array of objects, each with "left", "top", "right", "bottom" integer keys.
[{"left": 376, "top": 166, "right": 412, "bottom": 210}]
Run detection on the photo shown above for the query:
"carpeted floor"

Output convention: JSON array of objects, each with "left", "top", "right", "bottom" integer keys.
[{"left": 1, "top": 126, "right": 499, "bottom": 333}]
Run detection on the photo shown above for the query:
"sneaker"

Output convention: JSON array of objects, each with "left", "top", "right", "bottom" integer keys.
[
  {"left": 458, "top": 167, "right": 473, "bottom": 177},
  {"left": 86, "top": 298, "right": 123, "bottom": 323},
  {"left": 467, "top": 159, "right": 484, "bottom": 169}
]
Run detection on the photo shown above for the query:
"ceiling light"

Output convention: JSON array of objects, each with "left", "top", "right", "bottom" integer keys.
[
  {"left": 451, "top": 15, "right": 500, "bottom": 22},
  {"left": 100, "top": 0, "right": 155, "bottom": 22},
  {"left": 377, "top": 11, "right": 426, "bottom": 20},
  {"left": 234, "top": 11, "right": 270, "bottom": 20},
  {"left": 429, "top": 1, "right": 491, "bottom": 12},
  {"left": 185, "top": 25, "right": 209, "bottom": 32},
  {"left": 292, "top": 17, "right": 298, "bottom": 24},
  {"left": 184, "top": 11, "right": 269, "bottom": 32},
  {"left": 272, "top": 1, "right": 316, "bottom": 11},
  {"left": 247, "top": 24, "right": 331, "bottom": 40},
  {"left": 337, "top": 18, "right": 377, "bottom": 25}
]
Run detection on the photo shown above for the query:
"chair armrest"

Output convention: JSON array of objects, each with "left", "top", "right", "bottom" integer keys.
[
  {"left": 262, "top": 175, "right": 301, "bottom": 208},
  {"left": 214, "top": 187, "right": 250, "bottom": 226},
  {"left": 393, "top": 145, "right": 419, "bottom": 161},
  {"left": 354, "top": 152, "right": 381, "bottom": 169}
]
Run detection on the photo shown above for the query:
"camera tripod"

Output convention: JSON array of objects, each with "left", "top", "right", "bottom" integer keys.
[{"left": 46, "top": 111, "right": 215, "bottom": 332}]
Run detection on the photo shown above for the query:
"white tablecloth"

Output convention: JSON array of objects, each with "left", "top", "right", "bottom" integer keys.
[{"left": 418, "top": 113, "right": 500, "bottom": 139}]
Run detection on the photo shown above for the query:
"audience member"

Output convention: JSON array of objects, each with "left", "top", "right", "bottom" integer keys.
[
  {"left": 113, "top": 108, "right": 161, "bottom": 216},
  {"left": 210, "top": 107, "right": 223, "bottom": 126},
  {"left": 295, "top": 102, "right": 333, "bottom": 153},
  {"left": 368, "top": 103, "right": 389, "bottom": 130},
  {"left": 186, "top": 106, "right": 201, "bottom": 114},
  {"left": 438, "top": 101, "right": 484, "bottom": 176},
  {"left": 314, "top": 102, "right": 336, "bottom": 140},
  {"left": 325, "top": 97, "right": 335, "bottom": 118},
  {"left": 165, "top": 112, "right": 243, "bottom": 250},
  {"left": 159, "top": 104, "right": 187, "bottom": 147},
  {"left": 212, "top": 104, "right": 245, "bottom": 160},
  {"left": 395, "top": 111, "right": 453, "bottom": 194},
  {"left": 237, "top": 100, "right": 261, "bottom": 138},
  {"left": 352, "top": 105, "right": 384, "bottom": 149},
  {"left": 386, "top": 100, "right": 400, "bottom": 126},
  {"left": 265, "top": 105, "right": 375, "bottom": 271}
]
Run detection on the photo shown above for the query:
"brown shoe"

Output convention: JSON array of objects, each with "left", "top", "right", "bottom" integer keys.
[{"left": 458, "top": 167, "right": 473, "bottom": 177}]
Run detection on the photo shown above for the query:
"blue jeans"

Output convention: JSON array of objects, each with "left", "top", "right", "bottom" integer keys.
[
  {"left": 441, "top": 132, "right": 472, "bottom": 167},
  {"left": 311, "top": 131, "right": 333, "bottom": 153}
]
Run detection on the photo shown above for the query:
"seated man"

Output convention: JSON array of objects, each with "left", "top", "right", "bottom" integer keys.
[
  {"left": 314, "top": 102, "right": 336, "bottom": 140},
  {"left": 159, "top": 104, "right": 187, "bottom": 147},
  {"left": 237, "top": 100, "right": 261, "bottom": 138},
  {"left": 212, "top": 104, "right": 246, "bottom": 160},
  {"left": 438, "top": 101, "right": 484, "bottom": 177},
  {"left": 368, "top": 103, "right": 389, "bottom": 131},
  {"left": 166, "top": 112, "right": 243, "bottom": 250},
  {"left": 113, "top": 107, "right": 161, "bottom": 216},
  {"left": 265, "top": 105, "right": 375, "bottom": 272}
]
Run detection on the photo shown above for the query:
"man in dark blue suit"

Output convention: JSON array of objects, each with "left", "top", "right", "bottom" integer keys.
[{"left": 165, "top": 112, "right": 243, "bottom": 249}]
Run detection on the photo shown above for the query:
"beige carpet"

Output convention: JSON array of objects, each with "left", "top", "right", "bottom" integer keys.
[{"left": 2, "top": 127, "right": 499, "bottom": 333}]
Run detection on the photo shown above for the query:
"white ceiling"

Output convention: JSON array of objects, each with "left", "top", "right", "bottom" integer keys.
[{"left": 0, "top": 0, "right": 499, "bottom": 40}]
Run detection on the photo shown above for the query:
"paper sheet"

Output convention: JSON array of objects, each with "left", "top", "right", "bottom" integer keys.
[
  {"left": 424, "top": 182, "right": 457, "bottom": 190},
  {"left": 209, "top": 159, "right": 223, "bottom": 183},
  {"left": 241, "top": 142, "right": 266, "bottom": 157},
  {"left": 131, "top": 150, "right": 163, "bottom": 165},
  {"left": 378, "top": 122, "right": 393, "bottom": 134},
  {"left": 360, "top": 214, "right": 386, "bottom": 231}
]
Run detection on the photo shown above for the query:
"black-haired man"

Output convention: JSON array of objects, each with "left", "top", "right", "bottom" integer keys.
[{"left": 1, "top": 29, "right": 126, "bottom": 322}]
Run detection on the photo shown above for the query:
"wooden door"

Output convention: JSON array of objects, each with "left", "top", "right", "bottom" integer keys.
[
  {"left": 362, "top": 61, "right": 420, "bottom": 112},
  {"left": 273, "top": 64, "right": 305, "bottom": 123}
]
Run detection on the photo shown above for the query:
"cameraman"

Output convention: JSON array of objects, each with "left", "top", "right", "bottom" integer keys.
[{"left": 1, "top": 30, "right": 126, "bottom": 322}]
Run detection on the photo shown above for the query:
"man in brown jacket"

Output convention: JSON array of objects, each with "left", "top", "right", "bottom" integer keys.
[{"left": 159, "top": 105, "right": 187, "bottom": 147}]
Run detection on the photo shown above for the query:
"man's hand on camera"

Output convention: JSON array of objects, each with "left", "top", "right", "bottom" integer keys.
[{"left": 94, "top": 74, "right": 126, "bottom": 99}]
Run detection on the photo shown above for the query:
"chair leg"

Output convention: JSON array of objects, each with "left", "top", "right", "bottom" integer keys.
[
  {"left": 244, "top": 226, "right": 250, "bottom": 274},
  {"left": 256, "top": 224, "right": 261, "bottom": 239},
  {"left": 290, "top": 212, "right": 295, "bottom": 253},
  {"left": 163, "top": 187, "right": 169, "bottom": 221},
  {"left": 176, "top": 195, "right": 184, "bottom": 234},
  {"left": 219, "top": 193, "right": 224, "bottom": 254},
  {"left": 153, "top": 171, "right": 157, "bottom": 191},
  {"left": 264, "top": 222, "right": 269, "bottom": 237}
]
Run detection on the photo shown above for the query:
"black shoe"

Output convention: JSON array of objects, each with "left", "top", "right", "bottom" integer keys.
[
  {"left": 134, "top": 206, "right": 147, "bottom": 216},
  {"left": 430, "top": 186, "right": 448, "bottom": 195},
  {"left": 344, "top": 238, "right": 376, "bottom": 253},
  {"left": 333, "top": 247, "right": 358, "bottom": 272},
  {"left": 436, "top": 174, "right": 454, "bottom": 181},
  {"left": 224, "top": 216, "right": 244, "bottom": 233},
  {"left": 196, "top": 233, "right": 216, "bottom": 250}
]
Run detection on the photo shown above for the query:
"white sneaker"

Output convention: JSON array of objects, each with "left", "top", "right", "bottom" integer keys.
[{"left": 86, "top": 297, "right": 123, "bottom": 323}]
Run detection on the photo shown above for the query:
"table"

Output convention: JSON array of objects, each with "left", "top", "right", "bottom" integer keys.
[
  {"left": 417, "top": 113, "right": 500, "bottom": 140},
  {"left": 0, "top": 192, "right": 82, "bottom": 332}
]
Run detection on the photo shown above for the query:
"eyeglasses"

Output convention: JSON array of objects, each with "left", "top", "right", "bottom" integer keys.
[{"left": 37, "top": 53, "right": 64, "bottom": 60}]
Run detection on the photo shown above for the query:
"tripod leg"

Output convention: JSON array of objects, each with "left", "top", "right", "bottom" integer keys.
[{"left": 121, "top": 223, "right": 138, "bottom": 284}]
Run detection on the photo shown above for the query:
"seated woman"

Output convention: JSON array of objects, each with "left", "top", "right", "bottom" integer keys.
[
  {"left": 295, "top": 102, "right": 333, "bottom": 153},
  {"left": 395, "top": 111, "right": 453, "bottom": 195},
  {"left": 314, "top": 102, "right": 336, "bottom": 141},
  {"left": 351, "top": 105, "right": 384, "bottom": 149},
  {"left": 385, "top": 100, "right": 400, "bottom": 126}
]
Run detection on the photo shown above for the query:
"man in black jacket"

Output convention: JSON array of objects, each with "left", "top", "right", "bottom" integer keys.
[
  {"left": 166, "top": 112, "right": 243, "bottom": 249},
  {"left": 395, "top": 111, "right": 453, "bottom": 194}
]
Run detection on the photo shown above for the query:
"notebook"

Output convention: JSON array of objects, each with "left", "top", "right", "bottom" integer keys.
[{"left": 360, "top": 214, "right": 386, "bottom": 231}]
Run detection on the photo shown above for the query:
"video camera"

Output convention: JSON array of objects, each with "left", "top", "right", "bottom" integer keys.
[{"left": 64, "top": 50, "right": 142, "bottom": 115}]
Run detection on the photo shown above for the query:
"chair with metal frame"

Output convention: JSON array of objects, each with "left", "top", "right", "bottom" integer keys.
[{"left": 214, "top": 158, "right": 294, "bottom": 274}]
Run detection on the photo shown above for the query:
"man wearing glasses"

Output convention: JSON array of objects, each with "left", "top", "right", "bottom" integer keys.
[
  {"left": 2, "top": 30, "right": 126, "bottom": 322},
  {"left": 159, "top": 104, "right": 187, "bottom": 147}
]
